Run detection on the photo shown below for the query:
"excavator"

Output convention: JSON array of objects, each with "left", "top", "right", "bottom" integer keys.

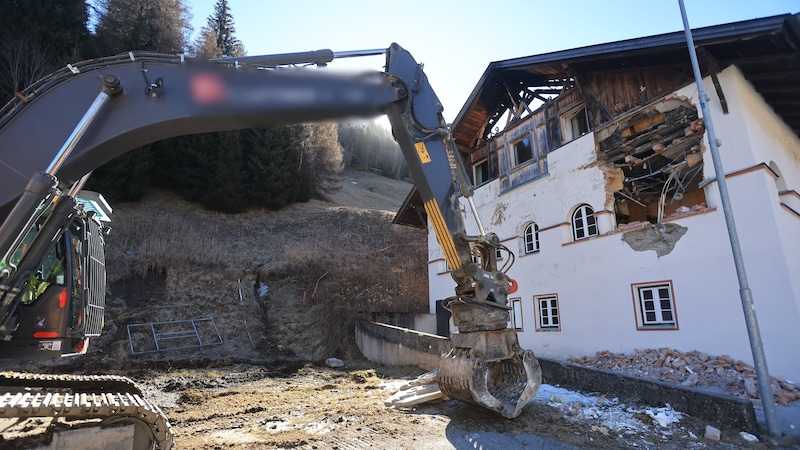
[{"left": 0, "top": 43, "right": 541, "bottom": 449}]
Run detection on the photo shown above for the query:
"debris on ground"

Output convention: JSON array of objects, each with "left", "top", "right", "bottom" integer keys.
[
  {"left": 384, "top": 370, "right": 447, "bottom": 408},
  {"left": 536, "top": 383, "right": 685, "bottom": 439},
  {"left": 569, "top": 348, "right": 800, "bottom": 405},
  {"left": 325, "top": 357, "right": 344, "bottom": 368},
  {"left": 740, "top": 431, "right": 759, "bottom": 442},
  {"left": 385, "top": 369, "right": 693, "bottom": 443},
  {"left": 705, "top": 424, "right": 721, "bottom": 441}
]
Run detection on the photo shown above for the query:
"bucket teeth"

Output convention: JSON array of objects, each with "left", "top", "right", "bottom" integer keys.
[{"left": 437, "top": 330, "right": 541, "bottom": 419}]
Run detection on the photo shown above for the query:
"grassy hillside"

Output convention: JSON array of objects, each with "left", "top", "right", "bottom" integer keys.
[{"left": 65, "top": 170, "right": 427, "bottom": 371}]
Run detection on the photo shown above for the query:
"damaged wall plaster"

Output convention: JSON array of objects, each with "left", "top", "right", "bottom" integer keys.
[
  {"left": 621, "top": 223, "right": 688, "bottom": 257},
  {"left": 491, "top": 202, "right": 509, "bottom": 226}
]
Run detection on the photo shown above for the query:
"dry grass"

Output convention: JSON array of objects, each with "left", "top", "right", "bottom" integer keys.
[{"left": 90, "top": 172, "right": 426, "bottom": 365}]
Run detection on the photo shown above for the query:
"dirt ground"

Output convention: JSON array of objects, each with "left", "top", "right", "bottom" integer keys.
[
  {"left": 2, "top": 357, "right": 796, "bottom": 449},
  {"left": 126, "top": 360, "right": 794, "bottom": 449}
]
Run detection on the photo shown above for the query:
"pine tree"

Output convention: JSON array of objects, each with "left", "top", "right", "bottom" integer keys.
[
  {"left": 0, "top": 0, "right": 90, "bottom": 100},
  {"left": 243, "top": 127, "right": 313, "bottom": 210},
  {"left": 89, "top": 0, "right": 190, "bottom": 203},
  {"left": 337, "top": 121, "right": 406, "bottom": 179},
  {"left": 299, "top": 122, "right": 344, "bottom": 194},
  {"left": 193, "top": 0, "right": 244, "bottom": 58},
  {"left": 94, "top": 0, "right": 190, "bottom": 55},
  {"left": 202, "top": 131, "right": 247, "bottom": 213},
  {"left": 85, "top": 146, "right": 152, "bottom": 202},
  {"left": 151, "top": 133, "right": 215, "bottom": 201}
]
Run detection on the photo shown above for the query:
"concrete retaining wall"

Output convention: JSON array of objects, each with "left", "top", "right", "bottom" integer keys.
[
  {"left": 538, "top": 358, "right": 758, "bottom": 432},
  {"left": 355, "top": 321, "right": 757, "bottom": 432},
  {"left": 365, "top": 313, "right": 438, "bottom": 335},
  {"left": 355, "top": 320, "right": 451, "bottom": 371}
]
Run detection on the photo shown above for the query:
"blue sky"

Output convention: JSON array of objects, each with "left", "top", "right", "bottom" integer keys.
[{"left": 186, "top": 0, "right": 799, "bottom": 122}]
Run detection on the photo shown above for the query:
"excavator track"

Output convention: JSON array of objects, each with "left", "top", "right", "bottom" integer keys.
[
  {"left": 0, "top": 371, "right": 173, "bottom": 450},
  {"left": 0, "top": 371, "right": 142, "bottom": 394}
]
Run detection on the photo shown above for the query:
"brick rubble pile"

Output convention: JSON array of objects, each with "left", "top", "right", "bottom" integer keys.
[{"left": 569, "top": 348, "right": 800, "bottom": 406}]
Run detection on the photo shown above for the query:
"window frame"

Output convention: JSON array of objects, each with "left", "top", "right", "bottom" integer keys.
[
  {"left": 572, "top": 204, "right": 598, "bottom": 241},
  {"left": 523, "top": 222, "right": 539, "bottom": 254},
  {"left": 513, "top": 136, "right": 534, "bottom": 167},
  {"left": 561, "top": 105, "right": 590, "bottom": 143},
  {"left": 631, "top": 281, "right": 679, "bottom": 330},
  {"left": 510, "top": 297, "right": 523, "bottom": 331},
  {"left": 473, "top": 159, "right": 489, "bottom": 186},
  {"left": 534, "top": 294, "right": 561, "bottom": 332}
]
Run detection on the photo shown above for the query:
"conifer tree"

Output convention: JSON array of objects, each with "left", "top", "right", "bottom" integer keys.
[
  {"left": 85, "top": 147, "right": 153, "bottom": 202},
  {"left": 299, "top": 122, "right": 344, "bottom": 194},
  {"left": 88, "top": 0, "right": 191, "bottom": 201},
  {"left": 0, "top": 0, "right": 90, "bottom": 101},
  {"left": 169, "top": 0, "right": 249, "bottom": 211},
  {"left": 243, "top": 127, "right": 313, "bottom": 210},
  {"left": 150, "top": 133, "right": 215, "bottom": 200},
  {"left": 94, "top": 0, "right": 190, "bottom": 55},
  {"left": 202, "top": 131, "right": 248, "bottom": 213},
  {"left": 193, "top": 0, "right": 244, "bottom": 58}
]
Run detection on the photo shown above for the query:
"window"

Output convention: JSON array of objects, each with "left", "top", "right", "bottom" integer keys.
[
  {"left": 470, "top": 246, "right": 502, "bottom": 263},
  {"left": 535, "top": 294, "right": 560, "bottom": 331},
  {"left": 470, "top": 254, "right": 480, "bottom": 264},
  {"left": 632, "top": 281, "right": 678, "bottom": 330},
  {"left": 513, "top": 137, "right": 533, "bottom": 166},
  {"left": 510, "top": 298, "right": 523, "bottom": 330},
  {"left": 562, "top": 106, "right": 589, "bottom": 142},
  {"left": 572, "top": 204, "right": 598, "bottom": 240},
  {"left": 11, "top": 208, "right": 68, "bottom": 305},
  {"left": 523, "top": 222, "right": 539, "bottom": 254},
  {"left": 473, "top": 160, "right": 489, "bottom": 186}
]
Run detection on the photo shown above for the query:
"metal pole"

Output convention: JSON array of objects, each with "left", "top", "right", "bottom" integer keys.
[{"left": 678, "top": 0, "right": 780, "bottom": 436}]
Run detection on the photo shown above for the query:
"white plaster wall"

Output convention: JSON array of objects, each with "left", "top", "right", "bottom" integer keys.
[
  {"left": 427, "top": 256, "right": 455, "bottom": 314},
  {"left": 674, "top": 67, "right": 800, "bottom": 378},
  {"left": 732, "top": 68, "right": 800, "bottom": 189},
  {"left": 727, "top": 66, "right": 800, "bottom": 327},
  {"left": 467, "top": 133, "right": 607, "bottom": 238},
  {"left": 427, "top": 68, "right": 800, "bottom": 380}
]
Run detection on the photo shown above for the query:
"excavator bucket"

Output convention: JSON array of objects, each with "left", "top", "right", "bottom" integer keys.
[{"left": 437, "top": 302, "right": 542, "bottom": 419}]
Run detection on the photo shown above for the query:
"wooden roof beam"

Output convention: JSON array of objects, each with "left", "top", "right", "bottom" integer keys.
[{"left": 697, "top": 46, "right": 729, "bottom": 114}]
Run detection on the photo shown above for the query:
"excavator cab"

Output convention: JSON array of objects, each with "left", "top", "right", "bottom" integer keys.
[{"left": 0, "top": 196, "right": 107, "bottom": 359}]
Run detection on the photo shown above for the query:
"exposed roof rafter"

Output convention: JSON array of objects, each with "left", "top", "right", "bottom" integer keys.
[{"left": 453, "top": 13, "right": 800, "bottom": 150}]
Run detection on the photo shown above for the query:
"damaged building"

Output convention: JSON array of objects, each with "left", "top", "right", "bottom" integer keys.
[{"left": 412, "top": 14, "right": 800, "bottom": 380}]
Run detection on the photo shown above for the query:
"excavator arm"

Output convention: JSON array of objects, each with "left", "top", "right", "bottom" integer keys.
[{"left": 0, "top": 44, "right": 540, "bottom": 424}]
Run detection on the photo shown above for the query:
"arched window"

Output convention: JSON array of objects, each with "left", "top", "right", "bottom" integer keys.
[
  {"left": 523, "top": 222, "right": 539, "bottom": 254},
  {"left": 572, "top": 204, "right": 598, "bottom": 241}
]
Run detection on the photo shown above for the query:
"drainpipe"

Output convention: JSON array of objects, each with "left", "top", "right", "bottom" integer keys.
[{"left": 678, "top": 0, "right": 780, "bottom": 437}]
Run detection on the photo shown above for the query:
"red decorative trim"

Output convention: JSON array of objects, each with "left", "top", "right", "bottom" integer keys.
[{"left": 781, "top": 203, "right": 800, "bottom": 219}]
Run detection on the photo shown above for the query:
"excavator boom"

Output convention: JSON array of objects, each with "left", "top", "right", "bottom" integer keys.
[{"left": 0, "top": 43, "right": 541, "bottom": 448}]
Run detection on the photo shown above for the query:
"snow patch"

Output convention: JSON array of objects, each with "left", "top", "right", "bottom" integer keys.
[{"left": 534, "top": 384, "right": 683, "bottom": 436}]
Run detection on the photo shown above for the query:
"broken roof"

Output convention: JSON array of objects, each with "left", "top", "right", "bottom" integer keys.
[{"left": 452, "top": 13, "right": 800, "bottom": 150}]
